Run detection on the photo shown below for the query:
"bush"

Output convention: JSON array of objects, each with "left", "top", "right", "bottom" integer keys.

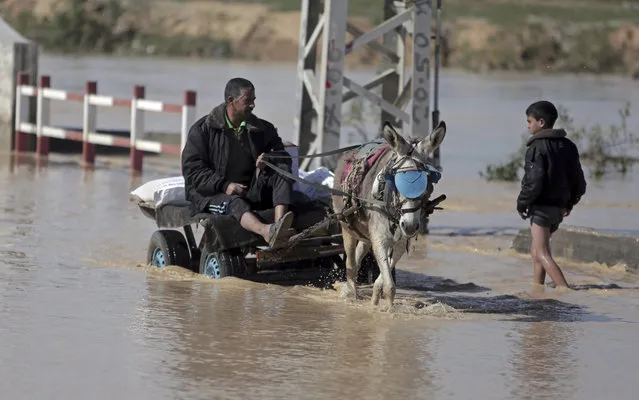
[
  {"left": 480, "top": 103, "right": 637, "bottom": 182},
  {"left": 1, "top": 0, "right": 232, "bottom": 57}
]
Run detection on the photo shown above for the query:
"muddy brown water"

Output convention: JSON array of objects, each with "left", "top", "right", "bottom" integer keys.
[{"left": 1, "top": 55, "right": 638, "bottom": 399}]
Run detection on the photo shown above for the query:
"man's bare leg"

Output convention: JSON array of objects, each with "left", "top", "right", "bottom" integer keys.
[
  {"left": 274, "top": 204, "right": 288, "bottom": 222},
  {"left": 274, "top": 204, "right": 295, "bottom": 240},
  {"left": 239, "top": 211, "right": 272, "bottom": 242},
  {"left": 530, "top": 223, "right": 568, "bottom": 287}
]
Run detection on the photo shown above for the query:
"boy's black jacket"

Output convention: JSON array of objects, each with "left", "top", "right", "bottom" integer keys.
[{"left": 517, "top": 129, "right": 587, "bottom": 213}]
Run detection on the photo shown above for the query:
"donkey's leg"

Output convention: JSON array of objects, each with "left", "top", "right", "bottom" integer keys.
[
  {"left": 372, "top": 270, "right": 384, "bottom": 307},
  {"left": 343, "top": 241, "right": 369, "bottom": 300},
  {"left": 370, "top": 238, "right": 395, "bottom": 308},
  {"left": 354, "top": 241, "right": 371, "bottom": 279},
  {"left": 341, "top": 229, "right": 359, "bottom": 300},
  {"left": 387, "top": 238, "right": 408, "bottom": 289}
]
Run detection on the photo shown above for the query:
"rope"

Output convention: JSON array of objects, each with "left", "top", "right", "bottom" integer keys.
[
  {"left": 265, "top": 143, "right": 368, "bottom": 159},
  {"left": 260, "top": 159, "right": 388, "bottom": 208}
]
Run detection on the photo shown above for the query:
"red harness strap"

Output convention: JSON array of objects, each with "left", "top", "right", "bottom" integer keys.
[{"left": 340, "top": 144, "right": 390, "bottom": 185}]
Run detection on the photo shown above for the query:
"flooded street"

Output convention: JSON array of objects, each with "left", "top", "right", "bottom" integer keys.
[{"left": 1, "top": 54, "right": 639, "bottom": 399}]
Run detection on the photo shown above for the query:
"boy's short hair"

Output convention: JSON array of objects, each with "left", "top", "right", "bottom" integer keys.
[{"left": 526, "top": 100, "right": 558, "bottom": 128}]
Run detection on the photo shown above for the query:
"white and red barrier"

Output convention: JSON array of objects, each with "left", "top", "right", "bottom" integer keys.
[{"left": 13, "top": 72, "right": 197, "bottom": 174}]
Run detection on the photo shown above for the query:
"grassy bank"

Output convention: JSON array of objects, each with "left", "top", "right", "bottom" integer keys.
[
  {"left": 443, "top": 0, "right": 639, "bottom": 26},
  {"left": 1, "top": 0, "right": 234, "bottom": 58},
  {"left": 1, "top": 0, "right": 638, "bottom": 77},
  {"left": 223, "top": 0, "right": 639, "bottom": 25}
]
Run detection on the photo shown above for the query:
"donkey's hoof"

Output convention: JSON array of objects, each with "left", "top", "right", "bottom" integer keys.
[
  {"left": 340, "top": 291, "right": 358, "bottom": 302},
  {"left": 336, "top": 282, "right": 357, "bottom": 300},
  {"left": 383, "top": 300, "right": 396, "bottom": 312}
]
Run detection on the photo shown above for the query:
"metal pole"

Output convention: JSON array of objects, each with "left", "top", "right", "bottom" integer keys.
[
  {"left": 292, "top": 0, "right": 438, "bottom": 171},
  {"left": 315, "top": 0, "right": 348, "bottom": 170},
  {"left": 294, "top": 0, "right": 320, "bottom": 164},
  {"left": 431, "top": 0, "right": 442, "bottom": 169},
  {"left": 409, "top": 0, "right": 431, "bottom": 140},
  {"left": 130, "top": 85, "right": 145, "bottom": 175},
  {"left": 82, "top": 81, "right": 97, "bottom": 168},
  {"left": 380, "top": 0, "right": 400, "bottom": 131}
]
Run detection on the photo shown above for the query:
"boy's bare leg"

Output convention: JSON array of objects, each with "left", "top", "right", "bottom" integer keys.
[
  {"left": 531, "top": 246, "right": 546, "bottom": 285},
  {"left": 530, "top": 223, "right": 568, "bottom": 287}
]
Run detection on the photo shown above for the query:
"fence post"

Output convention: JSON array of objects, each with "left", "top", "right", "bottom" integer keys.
[
  {"left": 36, "top": 75, "right": 50, "bottom": 158},
  {"left": 130, "top": 85, "right": 145, "bottom": 174},
  {"left": 82, "top": 81, "right": 97, "bottom": 168},
  {"left": 181, "top": 90, "right": 197, "bottom": 154},
  {"left": 14, "top": 72, "right": 30, "bottom": 152}
]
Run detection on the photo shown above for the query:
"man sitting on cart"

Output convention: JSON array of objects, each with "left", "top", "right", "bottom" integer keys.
[{"left": 181, "top": 77, "right": 295, "bottom": 249}]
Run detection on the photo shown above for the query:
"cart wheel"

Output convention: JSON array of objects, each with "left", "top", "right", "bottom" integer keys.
[
  {"left": 199, "top": 249, "right": 248, "bottom": 279},
  {"left": 147, "top": 230, "right": 191, "bottom": 269},
  {"left": 357, "top": 252, "right": 396, "bottom": 285},
  {"left": 316, "top": 256, "right": 346, "bottom": 288}
]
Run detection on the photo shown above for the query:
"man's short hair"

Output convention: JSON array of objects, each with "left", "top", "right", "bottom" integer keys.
[
  {"left": 224, "top": 78, "right": 254, "bottom": 102},
  {"left": 526, "top": 100, "right": 558, "bottom": 127}
]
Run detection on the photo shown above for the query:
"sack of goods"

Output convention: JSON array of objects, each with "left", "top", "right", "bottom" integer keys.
[
  {"left": 130, "top": 169, "right": 335, "bottom": 209},
  {"left": 129, "top": 176, "right": 189, "bottom": 209}
]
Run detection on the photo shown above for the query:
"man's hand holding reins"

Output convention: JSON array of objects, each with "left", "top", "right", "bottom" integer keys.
[
  {"left": 256, "top": 153, "right": 266, "bottom": 170},
  {"left": 225, "top": 182, "right": 247, "bottom": 196}
]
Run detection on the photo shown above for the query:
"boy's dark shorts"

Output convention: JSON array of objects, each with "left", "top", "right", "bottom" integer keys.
[{"left": 529, "top": 205, "right": 564, "bottom": 233}]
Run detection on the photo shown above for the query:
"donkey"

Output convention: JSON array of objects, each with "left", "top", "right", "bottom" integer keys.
[{"left": 332, "top": 121, "right": 447, "bottom": 309}]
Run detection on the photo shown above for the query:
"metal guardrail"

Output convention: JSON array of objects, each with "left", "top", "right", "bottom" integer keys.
[{"left": 14, "top": 72, "right": 197, "bottom": 174}]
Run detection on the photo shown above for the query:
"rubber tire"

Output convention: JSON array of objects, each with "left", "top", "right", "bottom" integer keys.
[
  {"left": 357, "top": 252, "right": 396, "bottom": 285},
  {"left": 147, "top": 230, "right": 192, "bottom": 269},
  {"left": 316, "top": 256, "right": 347, "bottom": 288},
  {"left": 199, "top": 249, "right": 248, "bottom": 279}
]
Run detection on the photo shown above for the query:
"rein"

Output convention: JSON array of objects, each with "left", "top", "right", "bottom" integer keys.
[
  {"left": 259, "top": 158, "right": 387, "bottom": 208},
  {"left": 261, "top": 143, "right": 445, "bottom": 224}
]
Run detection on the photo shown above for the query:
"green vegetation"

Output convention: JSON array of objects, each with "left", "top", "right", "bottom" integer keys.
[
  {"left": 1, "top": 0, "right": 233, "bottom": 57},
  {"left": 1, "top": 0, "right": 637, "bottom": 75},
  {"left": 6, "top": 0, "right": 126, "bottom": 53},
  {"left": 480, "top": 103, "right": 638, "bottom": 182},
  {"left": 216, "top": 0, "right": 386, "bottom": 21},
  {"left": 442, "top": 0, "right": 639, "bottom": 28},
  {"left": 216, "top": 0, "right": 639, "bottom": 27},
  {"left": 457, "top": 22, "right": 630, "bottom": 76}
]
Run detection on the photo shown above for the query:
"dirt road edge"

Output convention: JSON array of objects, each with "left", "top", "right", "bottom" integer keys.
[{"left": 512, "top": 226, "right": 639, "bottom": 271}]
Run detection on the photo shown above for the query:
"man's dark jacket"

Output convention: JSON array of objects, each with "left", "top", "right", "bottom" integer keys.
[
  {"left": 517, "top": 129, "right": 587, "bottom": 214},
  {"left": 181, "top": 103, "right": 292, "bottom": 215}
]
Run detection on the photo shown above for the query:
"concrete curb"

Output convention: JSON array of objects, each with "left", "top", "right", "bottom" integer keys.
[{"left": 512, "top": 225, "right": 639, "bottom": 271}]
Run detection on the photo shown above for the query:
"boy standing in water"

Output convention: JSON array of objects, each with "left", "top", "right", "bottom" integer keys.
[{"left": 517, "top": 100, "right": 587, "bottom": 288}]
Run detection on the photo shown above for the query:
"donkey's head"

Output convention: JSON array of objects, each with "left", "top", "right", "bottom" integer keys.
[{"left": 381, "top": 120, "right": 447, "bottom": 237}]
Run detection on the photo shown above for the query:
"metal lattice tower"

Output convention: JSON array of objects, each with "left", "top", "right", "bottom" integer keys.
[{"left": 293, "top": 0, "right": 443, "bottom": 171}]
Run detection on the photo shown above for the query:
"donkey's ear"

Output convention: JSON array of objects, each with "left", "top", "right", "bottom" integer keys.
[
  {"left": 418, "top": 120, "right": 447, "bottom": 155},
  {"left": 429, "top": 120, "right": 446, "bottom": 150},
  {"left": 382, "top": 121, "right": 411, "bottom": 155}
]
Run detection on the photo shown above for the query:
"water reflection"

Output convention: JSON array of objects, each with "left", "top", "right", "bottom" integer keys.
[
  {"left": 0, "top": 57, "right": 638, "bottom": 399},
  {"left": 135, "top": 278, "right": 441, "bottom": 399},
  {"left": 510, "top": 319, "right": 580, "bottom": 400}
]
